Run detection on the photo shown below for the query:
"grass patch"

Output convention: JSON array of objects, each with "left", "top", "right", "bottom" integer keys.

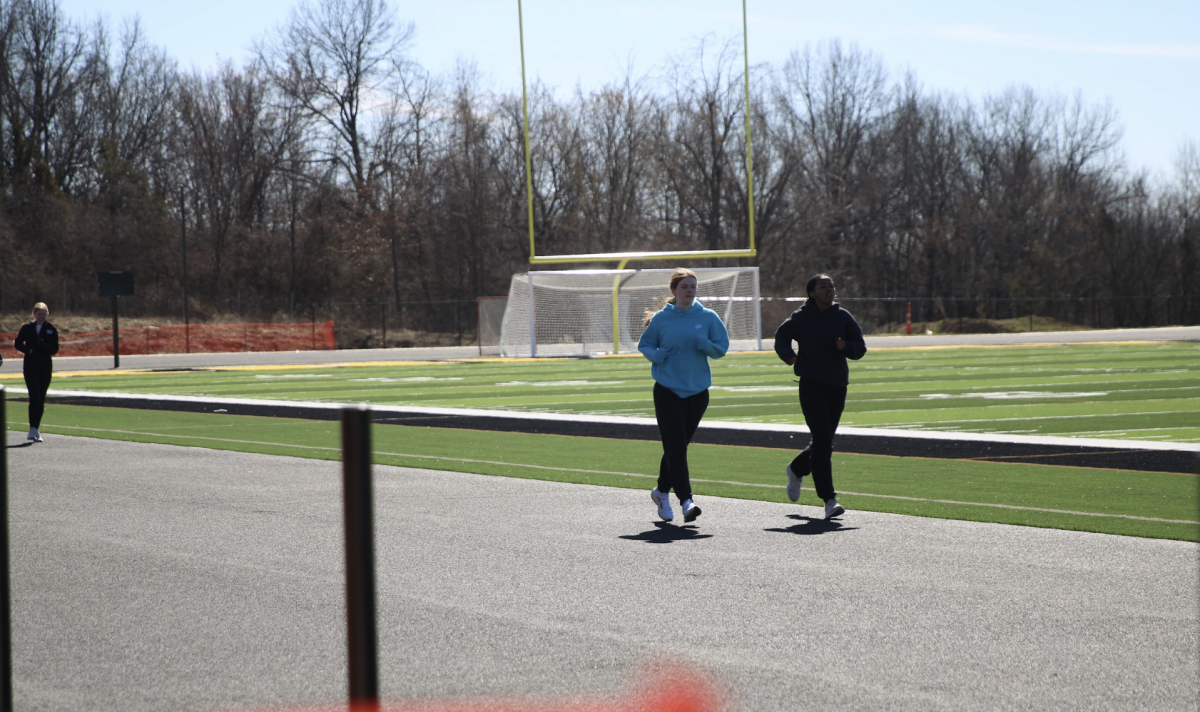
[
  {"left": 9, "top": 341, "right": 1198, "bottom": 442},
  {"left": 9, "top": 405, "right": 1198, "bottom": 542}
]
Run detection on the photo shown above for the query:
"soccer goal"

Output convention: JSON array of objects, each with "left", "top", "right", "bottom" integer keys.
[{"left": 498, "top": 267, "right": 761, "bottom": 357}]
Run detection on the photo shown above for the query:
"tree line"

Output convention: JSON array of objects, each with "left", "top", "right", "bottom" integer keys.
[{"left": 1, "top": 0, "right": 1196, "bottom": 332}]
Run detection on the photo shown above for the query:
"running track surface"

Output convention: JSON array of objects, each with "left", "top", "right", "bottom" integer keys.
[{"left": 6, "top": 434, "right": 1198, "bottom": 711}]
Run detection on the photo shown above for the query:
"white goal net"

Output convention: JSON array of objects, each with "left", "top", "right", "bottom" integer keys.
[{"left": 497, "top": 267, "right": 761, "bottom": 357}]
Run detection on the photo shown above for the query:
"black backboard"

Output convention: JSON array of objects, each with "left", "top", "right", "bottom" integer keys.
[{"left": 98, "top": 271, "right": 135, "bottom": 297}]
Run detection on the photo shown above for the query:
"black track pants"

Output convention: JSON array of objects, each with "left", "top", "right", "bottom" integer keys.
[
  {"left": 791, "top": 378, "right": 846, "bottom": 502},
  {"left": 653, "top": 383, "right": 709, "bottom": 502},
  {"left": 23, "top": 363, "right": 52, "bottom": 430}
]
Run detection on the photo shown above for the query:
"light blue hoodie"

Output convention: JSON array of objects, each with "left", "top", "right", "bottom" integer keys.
[{"left": 638, "top": 300, "right": 730, "bottom": 398}]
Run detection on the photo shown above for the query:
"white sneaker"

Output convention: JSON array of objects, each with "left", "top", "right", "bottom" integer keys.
[
  {"left": 28, "top": 427, "right": 40, "bottom": 442},
  {"left": 651, "top": 488, "right": 674, "bottom": 521},
  {"left": 681, "top": 498, "right": 702, "bottom": 523},
  {"left": 824, "top": 498, "right": 845, "bottom": 519},
  {"left": 785, "top": 464, "right": 803, "bottom": 502}
]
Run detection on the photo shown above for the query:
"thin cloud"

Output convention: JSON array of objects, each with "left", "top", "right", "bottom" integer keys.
[{"left": 928, "top": 24, "right": 1200, "bottom": 59}]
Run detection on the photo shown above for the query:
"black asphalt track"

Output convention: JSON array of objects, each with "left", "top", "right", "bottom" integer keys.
[{"left": 5, "top": 434, "right": 1198, "bottom": 711}]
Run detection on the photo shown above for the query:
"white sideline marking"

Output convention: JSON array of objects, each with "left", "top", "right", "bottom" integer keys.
[
  {"left": 845, "top": 409, "right": 1200, "bottom": 427},
  {"left": 920, "top": 391, "right": 1110, "bottom": 399},
  {"left": 28, "top": 423, "right": 1200, "bottom": 527}
]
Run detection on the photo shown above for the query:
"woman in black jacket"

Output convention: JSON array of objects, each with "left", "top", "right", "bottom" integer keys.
[
  {"left": 774, "top": 275, "right": 867, "bottom": 519},
  {"left": 14, "top": 302, "right": 59, "bottom": 442}
]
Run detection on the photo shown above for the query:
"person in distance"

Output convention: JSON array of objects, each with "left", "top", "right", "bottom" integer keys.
[
  {"left": 638, "top": 268, "right": 730, "bottom": 524},
  {"left": 14, "top": 302, "right": 60, "bottom": 443},
  {"left": 774, "top": 274, "right": 867, "bottom": 519}
]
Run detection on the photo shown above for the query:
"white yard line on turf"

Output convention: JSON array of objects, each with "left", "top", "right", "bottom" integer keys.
[
  {"left": 856, "top": 408, "right": 1200, "bottom": 427},
  {"left": 15, "top": 386, "right": 1200, "bottom": 452},
  {"left": 24, "top": 424, "right": 1200, "bottom": 526}
]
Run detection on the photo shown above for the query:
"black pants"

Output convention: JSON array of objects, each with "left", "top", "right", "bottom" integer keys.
[
  {"left": 653, "top": 383, "right": 709, "bottom": 502},
  {"left": 24, "top": 363, "right": 52, "bottom": 430},
  {"left": 790, "top": 378, "right": 846, "bottom": 502}
]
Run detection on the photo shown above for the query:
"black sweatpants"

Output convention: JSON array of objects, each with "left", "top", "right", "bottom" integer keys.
[
  {"left": 790, "top": 378, "right": 847, "bottom": 502},
  {"left": 653, "top": 383, "right": 709, "bottom": 502},
  {"left": 23, "top": 363, "right": 52, "bottom": 430}
]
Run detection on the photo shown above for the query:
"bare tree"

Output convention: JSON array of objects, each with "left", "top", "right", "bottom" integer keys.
[
  {"left": 440, "top": 61, "right": 507, "bottom": 299},
  {"left": 377, "top": 59, "right": 440, "bottom": 303},
  {"left": 177, "top": 63, "right": 301, "bottom": 302},
  {"left": 0, "top": 0, "right": 91, "bottom": 192},
  {"left": 86, "top": 17, "right": 176, "bottom": 206},
  {"left": 778, "top": 41, "right": 892, "bottom": 260},
  {"left": 657, "top": 37, "right": 746, "bottom": 252},
  {"left": 1173, "top": 140, "right": 1199, "bottom": 313},
  {"left": 731, "top": 67, "right": 794, "bottom": 281},
  {"left": 577, "top": 73, "right": 654, "bottom": 254},
  {"left": 258, "top": 0, "right": 412, "bottom": 205}
]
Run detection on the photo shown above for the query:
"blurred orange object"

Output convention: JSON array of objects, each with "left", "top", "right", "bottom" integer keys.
[{"left": 176, "top": 663, "right": 725, "bottom": 712}]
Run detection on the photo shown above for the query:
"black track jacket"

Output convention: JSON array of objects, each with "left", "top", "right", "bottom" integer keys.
[
  {"left": 14, "top": 321, "right": 60, "bottom": 369},
  {"left": 773, "top": 301, "right": 866, "bottom": 386}
]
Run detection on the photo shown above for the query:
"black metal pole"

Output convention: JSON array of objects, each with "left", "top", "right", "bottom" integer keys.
[
  {"left": 111, "top": 295, "right": 120, "bottom": 369},
  {"left": 1, "top": 387, "right": 12, "bottom": 712},
  {"left": 341, "top": 406, "right": 379, "bottom": 708},
  {"left": 181, "top": 187, "right": 190, "bottom": 354}
]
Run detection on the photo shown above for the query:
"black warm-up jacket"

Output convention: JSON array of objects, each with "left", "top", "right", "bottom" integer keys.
[
  {"left": 14, "top": 321, "right": 60, "bottom": 370},
  {"left": 773, "top": 301, "right": 866, "bottom": 387}
]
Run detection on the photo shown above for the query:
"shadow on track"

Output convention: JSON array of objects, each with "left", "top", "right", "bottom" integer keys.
[
  {"left": 5, "top": 441, "right": 34, "bottom": 449},
  {"left": 765, "top": 513, "right": 859, "bottom": 536},
  {"left": 620, "top": 521, "right": 713, "bottom": 544}
]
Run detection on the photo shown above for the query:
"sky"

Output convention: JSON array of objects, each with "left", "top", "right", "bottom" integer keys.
[{"left": 60, "top": 0, "right": 1199, "bottom": 179}]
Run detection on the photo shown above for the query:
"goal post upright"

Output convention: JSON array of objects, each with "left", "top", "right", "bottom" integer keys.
[
  {"left": 741, "top": 0, "right": 756, "bottom": 254},
  {"left": 517, "top": 0, "right": 537, "bottom": 264},
  {"left": 610, "top": 258, "right": 630, "bottom": 355}
]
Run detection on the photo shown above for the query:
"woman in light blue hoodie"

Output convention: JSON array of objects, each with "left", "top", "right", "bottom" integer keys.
[{"left": 638, "top": 268, "right": 730, "bottom": 523}]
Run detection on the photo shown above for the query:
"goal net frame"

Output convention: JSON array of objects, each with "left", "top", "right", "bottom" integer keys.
[{"left": 498, "top": 267, "right": 761, "bottom": 357}]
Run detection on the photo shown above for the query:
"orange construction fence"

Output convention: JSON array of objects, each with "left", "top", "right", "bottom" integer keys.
[{"left": 0, "top": 321, "right": 336, "bottom": 359}]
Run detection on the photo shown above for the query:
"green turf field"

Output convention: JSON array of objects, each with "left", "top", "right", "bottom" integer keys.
[
  {"left": 6, "top": 404, "right": 1197, "bottom": 542},
  {"left": 10, "top": 341, "right": 1199, "bottom": 442}
]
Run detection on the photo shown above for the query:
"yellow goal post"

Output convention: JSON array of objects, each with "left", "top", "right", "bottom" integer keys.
[{"left": 516, "top": 0, "right": 758, "bottom": 267}]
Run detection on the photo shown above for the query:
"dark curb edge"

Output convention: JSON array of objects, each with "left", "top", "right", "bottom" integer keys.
[{"left": 36, "top": 393, "right": 1200, "bottom": 475}]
